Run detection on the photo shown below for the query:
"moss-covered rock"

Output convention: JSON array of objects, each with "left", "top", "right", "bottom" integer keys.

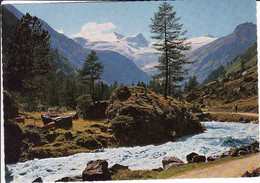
[
  {"left": 76, "top": 94, "right": 108, "bottom": 119},
  {"left": 4, "top": 120, "right": 24, "bottom": 164},
  {"left": 3, "top": 90, "right": 19, "bottom": 121},
  {"left": 106, "top": 86, "right": 205, "bottom": 146}
]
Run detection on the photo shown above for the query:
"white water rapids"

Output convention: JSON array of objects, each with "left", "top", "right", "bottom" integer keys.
[{"left": 6, "top": 122, "right": 259, "bottom": 182}]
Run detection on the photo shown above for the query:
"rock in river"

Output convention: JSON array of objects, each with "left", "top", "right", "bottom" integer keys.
[
  {"left": 82, "top": 159, "right": 111, "bottom": 181},
  {"left": 105, "top": 86, "right": 205, "bottom": 146},
  {"left": 162, "top": 156, "right": 184, "bottom": 170},
  {"left": 186, "top": 152, "right": 199, "bottom": 163}
]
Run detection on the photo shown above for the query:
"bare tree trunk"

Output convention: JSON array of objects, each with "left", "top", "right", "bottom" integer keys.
[
  {"left": 91, "top": 77, "right": 95, "bottom": 103},
  {"left": 164, "top": 22, "right": 168, "bottom": 99}
]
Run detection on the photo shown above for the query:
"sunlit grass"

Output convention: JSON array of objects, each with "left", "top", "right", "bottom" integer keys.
[{"left": 112, "top": 154, "right": 256, "bottom": 180}]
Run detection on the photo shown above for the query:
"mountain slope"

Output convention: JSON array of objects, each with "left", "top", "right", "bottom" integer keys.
[
  {"left": 74, "top": 33, "right": 218, "bottom": 75},
  {"left": 5, "top": 4, "right": 151, "bottom": 85},
  {"left": 186, "top": 42, "right": 258, "bottom": 113},
  {"left": 4, "top": 4, "right": 87, "bottom": 69},
  {"left": 96, "top": 50, "right": 151, "bottom": 85},
  {"left": 2, "top": 5, "right": 77, "bottom": 76},
  {"left": 186, "top": 36, "right": 217, "bottom": 53},
  {"left": 188, "top": 22, "right": 257, "bottom": 83},
  {"left": 73, "top": 32, "right": 159, "bottom": 75}
]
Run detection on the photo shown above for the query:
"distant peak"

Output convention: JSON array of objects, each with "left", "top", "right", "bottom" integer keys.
[
  {"left": 205, "top": 35, "right": 214, "bottom": 38},
  {"left": 113, "top": 32, "right": 125, "bottom": 40},
  {"left": 234, "top": 22, "right": 256, "bottom": 33},
  {"left": 134, "top": 33, "right": 145, "bottom": 38}
]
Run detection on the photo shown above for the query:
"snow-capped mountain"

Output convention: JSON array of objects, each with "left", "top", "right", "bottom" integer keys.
[
  {"left": 73, "top": 32, "right": 159, "bottom": 75},
  {"left": 186, "top": 36, "right": 217, "bottom": 53},
  {"left": 5, "top": 4, "right": 151, "bottom": 85},
  {"left": 73, "top": 33, "right": 218, "bottom": 75}
]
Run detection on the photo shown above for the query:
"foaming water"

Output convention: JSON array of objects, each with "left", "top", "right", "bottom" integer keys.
[{"left": 6, "top": 122, "right": 259, "bottom": 182}]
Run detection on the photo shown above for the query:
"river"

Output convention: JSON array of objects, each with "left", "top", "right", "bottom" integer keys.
[{"left": 6, "top": 122, "right": 259, "bottom": 182}]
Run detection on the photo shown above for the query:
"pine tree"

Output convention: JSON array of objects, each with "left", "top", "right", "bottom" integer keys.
[
  {"left": 79, "top": 50, "right": 103, "bottom": 102},
  {"left": 3, "top": 13, "right": 51, "bottom": 94},
  {"left": 184, "top": 75, "right": 199, "bottom": 93},
  {"left": 184, "top": 81, "right": 188, "bottom": 94},
  {"left": 112, "top": 81, "right": 119, "bottom": 89},
  {"left": 241, "top": 59, "right": 245, "bottom": 72},
  {"left": 149, "top": 2, "right": 191, "bottom": 98}
]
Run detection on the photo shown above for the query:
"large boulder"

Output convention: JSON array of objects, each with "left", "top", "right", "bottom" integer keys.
[
  {"left": 186, "top": 152, "right": 199, "bottom": 163},
  {"left": 82, "top": 160, "right": 111, "bottom": 181},
  {"left": 229, "top": 147, "right": 239, "bottom": 157},
  {"left": 162, "top": 156, "right": 184, "bottom": 170},
  {"left": 41, "top": 113, "right": 72, "bottom": 130},
  {"left": 250, "top": 140, "right": 259, "bottom": 153},
  {"left": 76, "top": 94, "right": 108, "bottom": 119},
  {"left": 109, "top": 164, "right": 129, "bottom": 175},
  {"left": 32, "top": 177, "right": 43, "bottom": 182},
  {"left": 105, "top": 86, "right": 205, "bottom": 146},
  {"left": 191, "top": 155, "right": 206, "bottom": 163},
  {"left": 206, "top": 156, "right": 215, "bottom": 162},
  {"left": 241, "top": 167, "right": 260, "bottom": 177},
  {"left": 3, "top": 90, "right": 19, "bottom": 122},
  {"left": 55, "top": 176, "right": 82, "bottom": 182},
  {"left": 4, "top": 120, "right": 24, "bottom": 164}
]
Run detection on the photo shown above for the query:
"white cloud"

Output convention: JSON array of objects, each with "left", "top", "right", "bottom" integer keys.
[
  {"left": 55, "top": 29, "right": 64, "bottom": 34},
  {"left": 71, "top": 22, "right": 117, "bottom": 41}
]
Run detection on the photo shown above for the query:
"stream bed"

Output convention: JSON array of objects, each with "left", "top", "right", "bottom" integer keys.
[{"left": 6, "top": 122, "right": 259, "bottom": 182}]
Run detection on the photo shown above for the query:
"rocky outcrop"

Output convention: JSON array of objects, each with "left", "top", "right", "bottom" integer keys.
[
  {"left": 109, "top": 164, "right": 129, "bottom": 175},
  {"left": 206, "top": 156, "right": 215, "bottom": 162},
  {"left": 41, "top": 113, "right": 72, "bottom": 130},
  {"left": 241, "top": 167, "right": 260, "bottom": 177},
  {"left": 76, "top": 94, "right": 108, "bottom": 119},
  {"left": 250, "top": 140, "right": 259, "bottom": 153},
  {"left": 4, "top": 120, "right": 24, "bottom": 164},
  {"left": 162, "top": 156, "right": 184, "bottom": 170},
  {"left": 191, "top": 155, "right": 206, "bottom": 163},
  {"left": 222, "top": 141, "right": 259, "bottom": 158},
  {"left": 55, "top": 176, "right": 82, "bottom": 182},
  {"left": 105, "top": 86, "right": 205, "bottom": 146},
  {"left": 32, "top": 177, "right": 43, "bottom": 182},
  {"left": 3, "top": 90, "right": 19, "bottom": 121},
  {"left": 186, "top": 152, "right": 199, "bottom": 163},
  {"left": 82, "top": 160, "right": 111, "bottom": 181}
]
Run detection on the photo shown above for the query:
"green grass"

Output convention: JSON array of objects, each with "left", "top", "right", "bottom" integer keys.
[
  {"left": 18, "top": 110, "right": 118, "bottom": 161},
  {"left": 112, "top": 154, "right": 256, "bottom": 180}
]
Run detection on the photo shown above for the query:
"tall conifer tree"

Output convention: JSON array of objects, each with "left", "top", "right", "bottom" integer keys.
[
  {"left": 149, "top": 2, "right": 191, "bottom": 98},
  {"left": 3, "top": 13, "right": 51, "bottom": 94},
  {"left": 79, "top": 50, "right": 103, "bottom": 102}
]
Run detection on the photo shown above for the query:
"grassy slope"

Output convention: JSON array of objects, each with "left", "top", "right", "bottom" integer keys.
[{"left": 187, "top": 47, "right": 258, "bottom": 115}]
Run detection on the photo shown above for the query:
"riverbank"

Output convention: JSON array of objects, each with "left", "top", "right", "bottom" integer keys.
[
  {"left": 204, "top": 111, "right": 259, "bottom": 123},
  {"left": 169, "top": 153, "right": 259, "bottom": 178},
  {"left": 6, "top": 122, "right": 259, "bottom": 182},
  {"left": 112, "top": 153, "right": 260, "bottom": 180},
  {"left": 14, "top": 112, "right": 118, "bottom": 162}
]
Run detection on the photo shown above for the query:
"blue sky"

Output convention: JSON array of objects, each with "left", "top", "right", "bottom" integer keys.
[{"left": 12, "top": 0, "right": 257, "bottom": 41}]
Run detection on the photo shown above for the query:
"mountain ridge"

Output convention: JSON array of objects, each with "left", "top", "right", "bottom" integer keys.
[
  {"left": 5, "top": 4, "right": 151, "bottom": 85},
  {"left": 187, "top": 22, "right": 257, "bottom": 83}
]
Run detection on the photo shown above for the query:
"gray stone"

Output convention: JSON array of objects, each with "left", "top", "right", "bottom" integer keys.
[
  {"left": 82, "top": 160, "right": 111, "bottom": 181},
  {"left": 162, "top": 156, "right": 184, "bottom": 169},
  {"left": 191, "top": 155, "right": 206, "bottom": 163}
]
